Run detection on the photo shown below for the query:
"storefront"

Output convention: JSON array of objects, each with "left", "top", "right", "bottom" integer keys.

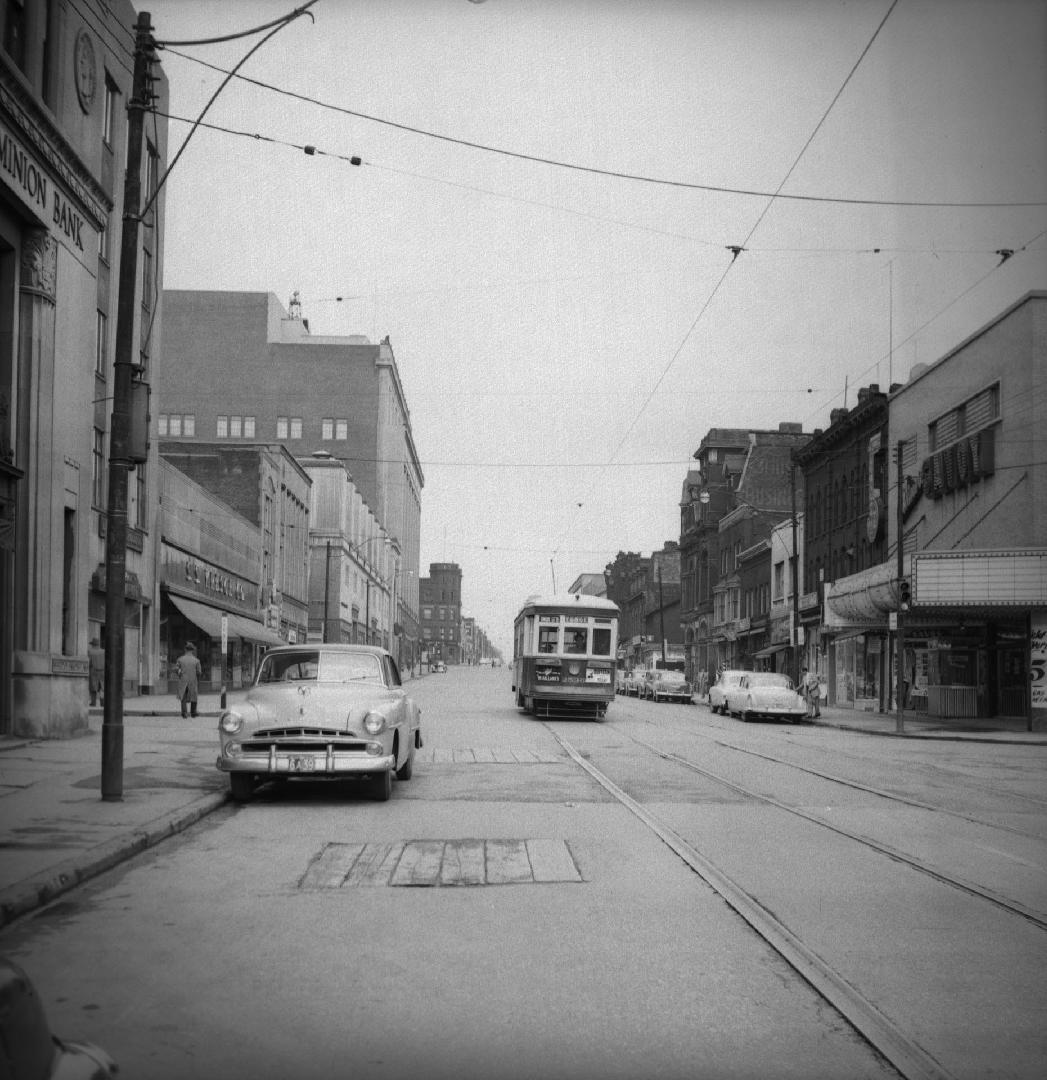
[
  {"left": 908, "top": 550, "right": 1045, "bottom": 723},
  {"left": 160, "top": 542, "right": 282, "bottom": 694}
]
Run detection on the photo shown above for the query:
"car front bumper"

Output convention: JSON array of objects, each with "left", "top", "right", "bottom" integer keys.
[{"left": 218, "top": 747, "right": 396, "bottom": 775}]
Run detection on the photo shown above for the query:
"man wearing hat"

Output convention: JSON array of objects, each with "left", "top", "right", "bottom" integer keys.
[{"left": 176, "top": 642, "right": 202, "bottom": 718}]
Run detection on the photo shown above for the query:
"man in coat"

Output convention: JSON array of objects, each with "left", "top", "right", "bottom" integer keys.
[
  {"left": 88, "top": 637, "right": 104, "bottom": 707},
  {"left": 176, "top": 642, "right": 202, "bottom": 718}
]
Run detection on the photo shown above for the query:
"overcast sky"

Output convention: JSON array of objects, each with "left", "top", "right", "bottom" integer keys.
[{"left": 146, "top": 0, "right": 1047, "bottom": 655}]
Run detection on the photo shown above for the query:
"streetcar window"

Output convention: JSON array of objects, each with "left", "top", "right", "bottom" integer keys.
[
  {"left": 538, "top": 626, "right": 559, "bottom": 653},
  {"left": 592, "top": 627, "right": 612, "bottom": 656},
  {"left": 564, "top": 627, "right": 588, "bottom": 654}
]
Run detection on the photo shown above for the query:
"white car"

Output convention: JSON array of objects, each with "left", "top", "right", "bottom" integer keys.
[
  {"left": 217, "top": 644, "right": 422, "bottom": 802},
  {"left": 724, "top": 672, "right": 807, "bottom": 723},
  {"left": 708, "top": 670, "right": 747, "bottom": 714}
]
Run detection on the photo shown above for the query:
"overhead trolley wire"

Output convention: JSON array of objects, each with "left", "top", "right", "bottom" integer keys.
[{"left": 158, "top": 44, "right": 1047, "bottom": 210}]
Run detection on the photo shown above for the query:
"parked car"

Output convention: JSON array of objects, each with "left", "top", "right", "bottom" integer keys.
[
  {"left": 724, "top": 671, "right": 807, "bottom": 722},
  {"left": 0, "top": 956, "right": 117, "bottom": 1079},
  {"left": 642, "top": 669, "right": 693, "bottom": 703},
  {"left": 624, "top": 669, "right": 646, "bottom": 696},
  {"left": 708, "top": 669, "right": 748, "bottom": 714},
  {"left": 431, "top": 661, "right": 447, "bottom": 673},
  {"left": 217, "top": 644, "right": 422, "bottom": 803}
]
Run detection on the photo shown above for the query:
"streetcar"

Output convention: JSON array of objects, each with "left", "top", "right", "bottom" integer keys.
[{"left": 512, "top": 594, "right": 619, "bottom": 720}]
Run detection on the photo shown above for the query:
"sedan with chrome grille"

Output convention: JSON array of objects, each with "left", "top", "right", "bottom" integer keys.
[{"left": 217, "top": 644, "right": 422, "bottom": 802}]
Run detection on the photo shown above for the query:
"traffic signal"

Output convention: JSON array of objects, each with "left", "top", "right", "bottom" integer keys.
[{"left": 899, "top": 579, "right": 911, "bottom": 610}]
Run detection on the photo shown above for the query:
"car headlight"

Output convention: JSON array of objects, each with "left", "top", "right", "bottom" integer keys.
[
  {"left": 220, "top": 711, "right": 244, "bottom": 735},
  {"left": 363, "top": 711, "right": 386, "bottom": 735}
]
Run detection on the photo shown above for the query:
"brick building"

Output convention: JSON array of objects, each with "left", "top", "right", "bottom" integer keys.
[{"left": 420, "top": 562, "right": 462, "bottom": 666}]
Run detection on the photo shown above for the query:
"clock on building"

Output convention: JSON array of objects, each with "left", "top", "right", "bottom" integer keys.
[{"left": 74, "top": 30, "right": 97, "bottom": 114}]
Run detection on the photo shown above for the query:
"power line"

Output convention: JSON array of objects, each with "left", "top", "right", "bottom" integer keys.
[{"left": 158, "top": 45, "right": 1047, "bottom": 210}]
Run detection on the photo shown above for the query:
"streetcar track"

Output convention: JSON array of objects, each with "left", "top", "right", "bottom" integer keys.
[
  {"left": 624, "top": 706, "right": 1047, "bottom": 819},
  {"left": 682, "top": 729, "right": 1046, "bottom": 841},
  {"left": 620, "top": 729, "right": 1047, "bottom": 930},
  {"left": 546, "top": 726, "right": 955, "bottom": 1080}
]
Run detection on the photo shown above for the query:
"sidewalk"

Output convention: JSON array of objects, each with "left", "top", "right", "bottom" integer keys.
[{"left": 1, "top": 690, "right": 1044, "bottom": 931}]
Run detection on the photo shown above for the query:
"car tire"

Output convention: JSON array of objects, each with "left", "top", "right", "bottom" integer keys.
[
  {"left": 396, "top": 744, "right": 414, "bottom": 781},
  {"left": 742, "top": 697, "right": 754, "bottom": 723},
  {"left": 229, "top": 773, "right": 254, "bottom": 803},
  {"left": 373, "top": 769, "right": 392, "bottom": 801},
  {"left": 708, "top": 699, "right": 717, "bottom": 713}
]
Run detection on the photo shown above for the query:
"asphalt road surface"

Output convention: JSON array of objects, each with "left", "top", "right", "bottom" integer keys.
[{"left": 2, "top": 665, "right": 1044, "bottom": 1080}]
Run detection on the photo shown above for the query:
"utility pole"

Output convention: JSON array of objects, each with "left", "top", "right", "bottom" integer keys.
[
  {"left": 101, "top": 13, "right": 156, "bottom": 801},
  {"left": 789, "top": 462, "right": 801, "bottom": 684},
  {"left": 658, "top": 563, "right": 666, "bottom": 667},
  {"left": 895, "top": 441, "right": 906, "bottom": 734}
]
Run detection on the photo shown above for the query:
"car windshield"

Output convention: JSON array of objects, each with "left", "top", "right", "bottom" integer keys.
[
  {"left": 257, "top": 651, "right": 384, "bottom": 685},
  {"left": 746, "top": 673, "right": 794, "bottom": 690}
]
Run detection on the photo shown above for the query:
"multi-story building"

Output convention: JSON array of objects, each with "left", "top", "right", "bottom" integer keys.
[
  {"left": 794, "top": 385, "right": 892, "bottom": 710},
  {"left": 156, "top": 290, "right": 423, "bottom": 670},
  {"left": 159, "top": 442, "right": 311, "bottom": 647},
  {"left": 888, "top": 292, "right": 1046, "bottom": 727},
  {"left": 2, "top": 2, "right": 169, "bottom": 735},
  {"left": 621, "top": 543, "right": 682, "bottom": 670},
  {"left": 566, "top": 573, "right": 607, "bottom": 597},
  {"left": 420, "top": 562, "right": 462, "bottom": 665},
  {"left": 301, "top": 453, "right": 396, "bottom": 654},
  {"left": 158, "top": 459, "right": 281, "bottom": 693},
  {"left": 680, "top": 425, "right": 808, "bottom": 684}
]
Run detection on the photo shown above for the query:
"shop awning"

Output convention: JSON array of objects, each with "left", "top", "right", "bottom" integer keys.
[
  {"left": 169, "top": 596, "right": 283, "bottom": 645},
  {"left": 753, "top": 643, "right": 790, "bottom": 659},
  {"left": 227, "top": 612, "right": 284, "bottom": 646},
  {"left": 825, "top": 562, "right": 900, "bottom": 623}
]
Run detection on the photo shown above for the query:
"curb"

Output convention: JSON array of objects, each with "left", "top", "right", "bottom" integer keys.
[{"left": 0, "top": 790, "right": 229, "bottom": 931}]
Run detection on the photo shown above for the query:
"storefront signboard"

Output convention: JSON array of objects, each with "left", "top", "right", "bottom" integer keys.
[
  {"left": 1032, "top": 617, "right": 1047, "bottom": 709},
  {"left": 913, "top": 550, "right": 1047, "bottom": 607}
]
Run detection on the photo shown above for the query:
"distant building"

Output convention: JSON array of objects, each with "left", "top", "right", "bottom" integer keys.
[
  {"left": 420, "top": 563, "right": 463, "bottom": 665},
  {"left": 566, "top": 573, "right": 607, "bottom": 597}
]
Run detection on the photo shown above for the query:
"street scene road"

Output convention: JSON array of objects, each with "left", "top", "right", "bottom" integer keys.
[{"left": 2, "top": 665, "right": 1045, "bottom": 1080}]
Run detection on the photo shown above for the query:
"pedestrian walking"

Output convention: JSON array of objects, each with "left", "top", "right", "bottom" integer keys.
[
  {"left": 176, "top": 642, "right": 202, "bottom": 718},
  {"left": 88, "top": 637, "right": 104, "bottom": 707},
  {"left": 801, "top": 666, "right": 821, "bottom": 718}
]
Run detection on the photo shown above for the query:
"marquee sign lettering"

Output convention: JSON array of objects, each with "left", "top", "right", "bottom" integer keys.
[
  {"left": 185, "top": 556, "right": 246, "bottom": 603},
  {"left": 902, "top": 428, "right": 995, "bottom": 520}
]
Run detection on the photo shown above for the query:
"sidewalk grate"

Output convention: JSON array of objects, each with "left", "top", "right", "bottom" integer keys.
[{"left": 299, "top": 838, "right": 584, "bottom": 888}]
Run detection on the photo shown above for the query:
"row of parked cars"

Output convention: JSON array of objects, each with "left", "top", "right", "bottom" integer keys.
[
  {"left": 616, "top": 667, "right": 694, "bottom": 703},
  {"left": 616, "top": 666, "right": 809, "bottom": 722}
]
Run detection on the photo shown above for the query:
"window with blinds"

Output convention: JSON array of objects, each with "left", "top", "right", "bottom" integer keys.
[{"left": 928, "top": 382, "right": 999, "bottom": 451}]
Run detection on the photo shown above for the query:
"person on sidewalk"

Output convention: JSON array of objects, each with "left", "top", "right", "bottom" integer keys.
[
  {"left": 801, "top": 666, "right": 821, "bottom": 719},
  {"left": 88, "top": 637, "right": 104, "bottom": 707},
  {"left": 176, "top": 642, "right": 202, "bottom": 718}
]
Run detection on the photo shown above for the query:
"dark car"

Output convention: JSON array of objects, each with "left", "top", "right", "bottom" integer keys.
[{"left": 0, "top": 956, "right": 117, "bottom": 1079}]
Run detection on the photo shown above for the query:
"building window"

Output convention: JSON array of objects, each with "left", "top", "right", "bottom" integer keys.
[
  {"left": 277, "top": 416, "right": 288, "bottom": 439},
  {"left": 244, "top": 416, "right": 255, "bottom": 438},
  {"left": 322, "top": 418, "right": 333, "bottom": 440},
  {"left": 103, "top": 73, "right": 119, "bottom": 147},
  {"left": 184, "top": 414, "right": 195, "bottom": 436},
  {"left": 2, "top": 0, "right": 26, "bottom": 71},
  {"left": 929, "top": 382, "right": 1000, "bottom": 451},
  {"left": 141, "top": 248, "right": 152, "bottom": 310},
  {"left": 98, "top": 214, "right": 110, "bottom": 262},
  {"left": 290, "top": 417, "right": 302, "bottom": 439},
  {"left": 93, "top": 427, "right": 105, "bottom": 507},
  {"left": 229, "top": 415, "right": 242, "bottom": 438},
  {"left": 217, "top": 415, "right": 228, "bottom": 438},
  {"left": 95, "top": 311, "right": 107, "bottom": 376},
  {"left": 336, "top": 419, "right": 347, "bottom": 439}
]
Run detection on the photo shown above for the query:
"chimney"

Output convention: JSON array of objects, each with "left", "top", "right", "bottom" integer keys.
[
  {"left": 830, "top": 407, "right": 849, "bottom": 425},
  {"left": 778, "top": 421, "right": 802, "bottom": 433}
]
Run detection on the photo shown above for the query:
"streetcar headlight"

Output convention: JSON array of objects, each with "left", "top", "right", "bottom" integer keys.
[
  {"left": 363, "top": 712, "right": 386, "bottom": 735},
  {"left": 220, "top": 711, "right": 244, "bottom": 735}
]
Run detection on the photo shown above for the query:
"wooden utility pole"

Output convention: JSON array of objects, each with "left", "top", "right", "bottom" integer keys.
[
  {"left": 101, "top": 13, "right": 155, "bottom": 800},
  {"left": 895, "top": 442, "right": 906, "bottom": 734}
]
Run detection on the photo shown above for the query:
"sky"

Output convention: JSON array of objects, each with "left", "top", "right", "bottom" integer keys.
[{"left": 145, "top": 0, "right": 1047, "bottom": 656}]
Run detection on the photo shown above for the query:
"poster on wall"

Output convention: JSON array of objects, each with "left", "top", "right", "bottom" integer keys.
[{"left": 1032, "top": 616, "right": 1047, "bottom": 709}]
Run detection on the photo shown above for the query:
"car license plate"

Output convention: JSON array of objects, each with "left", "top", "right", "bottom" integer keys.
[{"left": 286, "top": 756, "right": 316, "bottom": 772}]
